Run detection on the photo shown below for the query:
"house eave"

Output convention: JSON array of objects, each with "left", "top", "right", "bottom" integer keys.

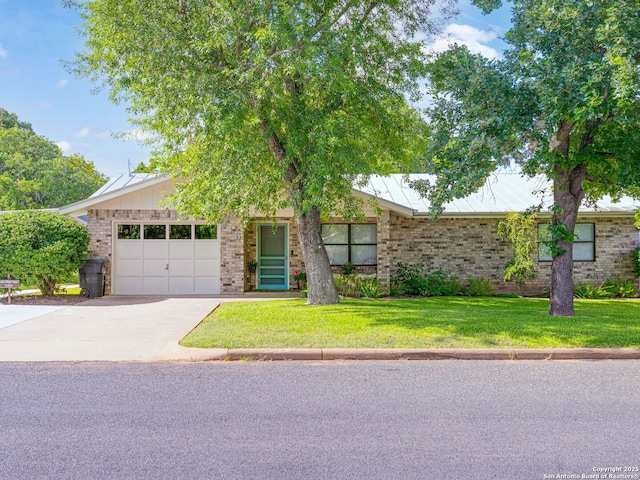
[
  {"left": 59, "top": 174, "right": 172, "bottom": 217},
  {"left": 351, "top": 189, "right": 415, "bottom": 217}
]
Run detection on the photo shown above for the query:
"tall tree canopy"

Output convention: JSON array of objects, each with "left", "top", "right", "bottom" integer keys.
[
  {"left": 0, "top": 108, "right": 107, "bottom": 210},
  {"left": 66, "top": 0, "right": 464, "bottom": 304},
  {"left": 419, "top": 0, "right": 640, "bottom": 315}
]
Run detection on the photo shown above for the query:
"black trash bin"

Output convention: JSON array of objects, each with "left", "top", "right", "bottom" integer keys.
[{"left": 79, "top": 258, "right": 107, "bottom": 298}]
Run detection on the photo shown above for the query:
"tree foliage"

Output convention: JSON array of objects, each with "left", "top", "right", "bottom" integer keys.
[
  {"left": 0, "top": 108, "right": 107, "bottom": 210},
  {"left": 497, "top": 211, "right": 537, "bottom": 294},
  {"left": 67, "top": 0, "right": 460, "bottom": 304},
  {"left": 419, "top": 0, "right": 640, "bottom": 315},
  {"left": 0, "top": 211, "right": 89, "bottom": 295}
]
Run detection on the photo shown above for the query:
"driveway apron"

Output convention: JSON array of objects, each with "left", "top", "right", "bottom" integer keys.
[{"left": 0, "top": 297, "right": 223, "bottom": 362}]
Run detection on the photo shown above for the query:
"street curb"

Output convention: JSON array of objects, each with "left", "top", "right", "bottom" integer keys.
[{"left": 199, "top": 347, "right": 640, "bottom": 361}]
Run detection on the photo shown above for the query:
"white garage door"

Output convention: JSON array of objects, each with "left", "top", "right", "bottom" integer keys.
[{"left": 114, "top": 223, "right": 220, "bottom": 295}]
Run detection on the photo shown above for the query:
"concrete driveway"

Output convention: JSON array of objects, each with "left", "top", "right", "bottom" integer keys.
[{"left": 0, "top": 296, "right": 226, "bottom": 362}]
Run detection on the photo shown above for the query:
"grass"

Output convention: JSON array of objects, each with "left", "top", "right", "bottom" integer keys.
[{"left": 180, "top": 297, "right": 640, "bottom": 349}]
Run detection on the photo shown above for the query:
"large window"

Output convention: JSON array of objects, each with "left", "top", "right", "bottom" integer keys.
[
  {"left": 538, "top": 223, "right": 595, "bottom": 261},
  {"left": 322, "top": 224, "right": 377, "bottom": 265}
]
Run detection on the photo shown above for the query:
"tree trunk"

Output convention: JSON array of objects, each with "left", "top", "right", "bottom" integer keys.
[
  {"left": 260, "top": 121, "right": 339, "bottom": 305},
  {"left": 549, "top": 163, "right": 586, "bottom": 316},
  {"left": 40, "top": 275, "right": 56, "bottom": 296},
  {"left": 295, "top": 205, "right": 340, "bottom": 305}
]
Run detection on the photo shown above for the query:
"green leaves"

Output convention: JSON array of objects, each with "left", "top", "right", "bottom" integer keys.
[
  {"left": 0, "top": 211, "right": 89, "bottom": 295},
  {"left": 497, "top": 212, "right": 537, "bottom": 292},
  {"left": 70, "top": 0, "right": 447, "bottom": 222},
  {"left": 422, "top": 0, "right": 640, "bottom": 214},
  {"left": 0, "top": 108, "right": 107, "bottom": 210}
]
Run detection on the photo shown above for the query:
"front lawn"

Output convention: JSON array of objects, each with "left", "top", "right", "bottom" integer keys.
[{"left": 180, "top": 297, "right": 640, "bottom": 349}]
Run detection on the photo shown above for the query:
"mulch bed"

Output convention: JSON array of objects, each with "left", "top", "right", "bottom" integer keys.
[{"left": 0, "top": 294, "right": 88, "bottom": 306}]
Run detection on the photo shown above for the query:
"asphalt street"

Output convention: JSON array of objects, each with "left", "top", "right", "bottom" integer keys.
[{"left": 1, "top": 361, "right": 639, "bottom": 480}]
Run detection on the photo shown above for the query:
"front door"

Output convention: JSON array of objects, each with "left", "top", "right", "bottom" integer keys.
[{"left": 258, "top": 224, "right": 288, "bottom": 290}]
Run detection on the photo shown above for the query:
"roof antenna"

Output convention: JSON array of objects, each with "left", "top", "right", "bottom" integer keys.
[{"left": 128, "top": 159, "right": 133, "bottom": 177}]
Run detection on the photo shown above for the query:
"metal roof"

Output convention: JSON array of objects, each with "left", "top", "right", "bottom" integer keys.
[
  {"left": 356, "top": 174, "right": 638, "bottom": 216},
  {"left": 61, "top": 172, "right": 638, "bottom": 218},
  {"left": 89, "top": 173, "right": 157, "bottom": 198}
]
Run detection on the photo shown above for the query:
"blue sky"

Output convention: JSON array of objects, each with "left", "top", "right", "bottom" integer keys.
[{"left": 0, "top": 0, "right": 511, "bottom": 180}]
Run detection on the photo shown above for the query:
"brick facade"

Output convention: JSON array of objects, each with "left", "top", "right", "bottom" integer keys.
[
  {"left": 384, "top": 212, "right": 638, "bottom": 295},
  {"left": 219, "top": 218, "right": 245, "bottom": 294},
  {"left": 87, "top": 207, "right": 638, "bottom": 296}
]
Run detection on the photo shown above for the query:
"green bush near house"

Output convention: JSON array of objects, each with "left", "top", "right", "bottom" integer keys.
[
  {"left": 0, "top": 211, "right": 88, "bottom": 295},
  {"left": 334, "top": 274, "right": 381, "bottom": 298},
  {"left": 466, "top": 278, "right": 496, "bottom": 297},
  {"left": 544, "top": 279, "right": 639, "bottom": 299},
  {"left": 391, "top": 262, "right": 490, "bottom": 297}
]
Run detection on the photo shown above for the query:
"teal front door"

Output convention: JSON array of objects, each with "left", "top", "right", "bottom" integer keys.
[{"left": 258, "top": 224, "right": 288, "bottom": 290}]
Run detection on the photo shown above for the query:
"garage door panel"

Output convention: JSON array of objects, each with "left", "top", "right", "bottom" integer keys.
[
  {"left": 116, "top": 259, "right": 142, "bottom": 276},
  {"left": 169, "top": 277, "right": 195, "bottom": 294},
  {"left": 195, "top": 276, "right": 219, "bottom": 294},
  {"left": 195, "top": 241, "right": 218, "bottom": 258},
  {"left": 143, "top": 276, "right": 169, "bottom": 294},
  {"left": 143, "top": 241, "right": 168, "bottom": 258},
  {"left": 143, "top": 259, "right": 168, "bottom": 276},
  {"left": 169, "top": 242, "right": 194, "bottom": 258},
  {"left": 118, "top": 242, "right": 143, "bottom": 258},
  {"left": 116, "top": 276, "right": 143, "bottom": 295},
  {"left": 195, "top": 258, "right": 219, "bottom": 276},
  {"left": 169, "top": 258, "right": 193, "bottom": 276}
]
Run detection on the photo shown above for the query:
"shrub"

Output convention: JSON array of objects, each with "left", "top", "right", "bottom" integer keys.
[
  {"left": 359, "top": 277, "right": 381, "bottom": 298},
  {"left": 0, "top": 211, "right": 89, "bottom": 295},
  {"left": 423, "top": 269, "right": 464, "bottom": 296},
  {"left": 572, "top": 281, "right": 613, "bottom": 299},
  {"left": 334, "top": 274, "right": 381, "bottom": 298},
  {"left": 632, "top": 248, "right": 640, "bottom": 277},
  {"left": 466, "top": 278, "right": 496, "bottom": 297},
  {"left": 601, "top": 279, "right": 638, "bottom": 298},
  {"left": 391, "top": 263, "right": 464, "bottom": 296},
  {"left": 392, "top": 262, "right": 426, "bottom": 295},
  {"left": 340, "top": 263, "right": 357, "bottom": 275},
  {"left": 569, "top": 279, "right": 637, "bottom": 299}
]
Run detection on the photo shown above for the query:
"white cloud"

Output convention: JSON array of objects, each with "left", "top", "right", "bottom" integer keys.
[
  {"left": 57, "top": 79, "right": 68, "bottom": 88},
  {"left": 0, "top": 44, "right": 6, "bottom": 58},
  {"left": 427, "top": 23, "right": 501, "bottom": 60},
  {"left": 74, "top": 127, "right": 110, "bottom": 138},
  {"left": 56, "top": 141, "right": 72, "bottom": 152}
]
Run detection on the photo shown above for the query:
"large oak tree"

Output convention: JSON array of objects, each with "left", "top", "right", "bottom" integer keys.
[
  {"left": 417, "top": 0, "right": 640, "bottom": 315},
  {"left": 0, "top": 108, "right": 107, "bottom": 210},
  {"left": 65, "top": 0, "right": 461, "bottom": 304}
]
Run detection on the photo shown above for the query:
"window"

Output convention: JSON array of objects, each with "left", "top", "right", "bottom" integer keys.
[
  {"left": 117, "top": 224, "right": 140, "bottom": 240},
  {"left": 195, "top": 225, "right": 217, "bottom": 240},
  {"left": 143, "top": 224, "right": 167, "bottom": 240},
  {"left": 538, "top": 223, "right": 595, "bottom": 261},
  {"left": 322, "top": 224, "right": 377, "bottom": 265},
  {"left": 170, "top": 225, "right": 192, "bottom": 239}
]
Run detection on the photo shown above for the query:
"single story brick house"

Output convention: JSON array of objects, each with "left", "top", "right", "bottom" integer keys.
[{"left": 60, "top": 173, "right": 639, "bottom": 296}]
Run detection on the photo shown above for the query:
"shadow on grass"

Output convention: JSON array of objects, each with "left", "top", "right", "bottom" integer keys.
[{"left": 329, "top": 297, "right": 640, "bottom": 348}]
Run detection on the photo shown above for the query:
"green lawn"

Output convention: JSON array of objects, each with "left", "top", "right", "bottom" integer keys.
[{"left": 180, "top": 297, "right": 640, "bottom": 349}]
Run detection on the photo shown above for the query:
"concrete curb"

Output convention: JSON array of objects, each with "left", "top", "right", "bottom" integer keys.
[{"left": 194, "top": 347, "right": 640, "bottom": 362}]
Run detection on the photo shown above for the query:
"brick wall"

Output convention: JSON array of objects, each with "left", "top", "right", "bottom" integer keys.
[
  {"left": 219, "top": 218, "right": 245, "bottom": 293},
  {"left": 386, "top": 212, "right": 638, "bottom": 295}
]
